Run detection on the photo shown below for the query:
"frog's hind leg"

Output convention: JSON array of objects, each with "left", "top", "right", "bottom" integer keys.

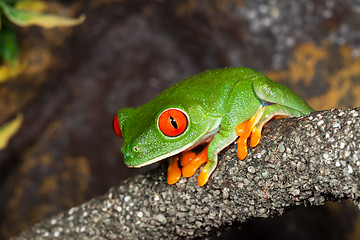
[
  {"left": 248, "top": 77, "right": 315, "bottom": 149},
  {"left": 253, "top": 77, "right": 314, "bottom": 115},
  {"left": 235, "top": 108, "right": 264, "bottom": 160},
  {"left": 206, "top": 106, "right": 295, "bottom": 184},
  {"left": 248, "top": 104, "right": 304, "bottom": 149}
]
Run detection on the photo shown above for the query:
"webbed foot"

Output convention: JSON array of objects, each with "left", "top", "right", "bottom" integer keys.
[
  {"left": 236, "top": 104, "right": 303, "bottom": 160},
  {"left": 181, "top": 146, "right": 209, "bottom": 178},
  {"left": 236, "top": 107, "right": 265, "bottom": 160}
]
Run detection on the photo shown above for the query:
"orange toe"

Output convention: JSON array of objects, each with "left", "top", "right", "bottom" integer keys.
[
  {"left": 180, "top": 151, "right": 196, "bottom": 166},
  {"left": 197, "top": 167, "right": 210, "bottom": 186},
  {"left": 167, "top": 155, "right": 181, "bottom": 185},
  {"left": 236, "top": 119, "right": 252, "bottom": 160},
  {"left": 237, "top": 138, "right": 248, "bottom": 160},
  {"left": 250, "top": 127, "right": 261, "bottom": 147}
]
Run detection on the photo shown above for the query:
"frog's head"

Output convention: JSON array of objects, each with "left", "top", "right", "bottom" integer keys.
[{"left": 113, "top": 105, "right": 216, "bottom": 167}]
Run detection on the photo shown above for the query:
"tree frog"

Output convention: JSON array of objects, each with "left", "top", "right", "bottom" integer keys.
[{"left": 113, "top": 68, "right": 314, "bottom": 186}]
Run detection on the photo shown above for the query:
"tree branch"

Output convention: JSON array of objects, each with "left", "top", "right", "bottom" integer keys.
[{"left": 12, "top": 108, "right": 360, "bottom": 239}]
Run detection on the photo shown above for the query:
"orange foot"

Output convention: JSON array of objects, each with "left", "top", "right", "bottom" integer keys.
[
  {"left": 180, "top": 145, "right": 215, "bottom": 186},
  {"left": 181, "top": 145, "right": 209, "bottom": 178},
  {"left": 235, "top": 108, "right": 264, "bottom": 160}
]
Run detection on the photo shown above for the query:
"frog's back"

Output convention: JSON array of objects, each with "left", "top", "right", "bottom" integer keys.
[{"left": 137, "top": 67, "right": 262, "bottom": 116}]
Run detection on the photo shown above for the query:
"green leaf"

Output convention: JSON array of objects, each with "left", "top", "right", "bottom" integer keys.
[
  {"left": 0, "top": 114, "right": 23, "bottom": 151},
  {"left": 0, "top": 26, "right": 19, "bottom": 64},
  {"left": 0, "top": 0, "right": 21, "bottom": 5},
  {"left": 0, "top": 2, "right": 85, "bottom": 28}
]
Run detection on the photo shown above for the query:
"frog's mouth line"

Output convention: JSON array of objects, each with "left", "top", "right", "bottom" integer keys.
[{"left": 130, "top": 126, "right": 221, "bottom": 168}]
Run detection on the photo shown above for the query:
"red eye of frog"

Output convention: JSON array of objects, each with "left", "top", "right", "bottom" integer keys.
[
  {"left": 113, "top": 115, "right": 122, "bottom": 138},
  {"left": 158, "top": 108, "right": 188, "bottom": 137}
]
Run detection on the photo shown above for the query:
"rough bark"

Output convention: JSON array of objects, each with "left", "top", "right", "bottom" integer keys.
[{"left": 11, "top": 108, "right": 360, "bottom": 239}]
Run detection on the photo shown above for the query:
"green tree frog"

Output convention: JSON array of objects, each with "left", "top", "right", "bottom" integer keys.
[{"left": 113, "top": 68, "right": 314, "bottom": 186}]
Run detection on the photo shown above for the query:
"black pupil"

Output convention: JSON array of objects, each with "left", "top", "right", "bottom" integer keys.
[{"left": 170, "top": 116, "right": 178, "bottom": 129}]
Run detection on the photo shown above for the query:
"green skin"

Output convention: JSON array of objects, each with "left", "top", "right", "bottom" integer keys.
[{"left": 116, "top": 67, "right": 314, "bottom": 179}]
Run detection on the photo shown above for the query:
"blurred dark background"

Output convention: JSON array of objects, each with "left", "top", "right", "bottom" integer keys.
[{"left": 0, "top": 0, "right": 360, "bottom": 239}]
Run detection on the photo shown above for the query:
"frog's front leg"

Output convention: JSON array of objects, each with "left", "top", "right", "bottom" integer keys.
[
  {"left": 179, "top": 133, "right": 235, "bottom": 186},
  {"left": 196, "top": 133, "right": 237, "bottom": 186}
]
